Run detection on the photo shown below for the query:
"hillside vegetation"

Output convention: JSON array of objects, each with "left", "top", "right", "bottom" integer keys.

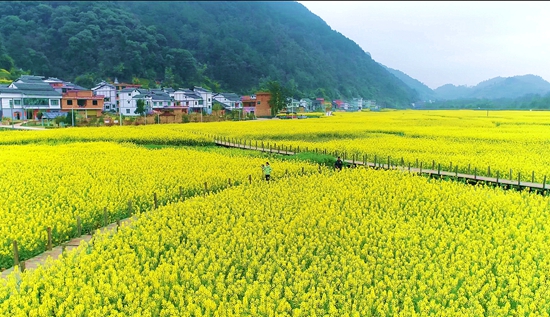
[
  {"left": 433, "top": 75, "right": 550, "bottom": 100},
  {"left": 0, "top": 1, "right": 418, "bottom": 105}
]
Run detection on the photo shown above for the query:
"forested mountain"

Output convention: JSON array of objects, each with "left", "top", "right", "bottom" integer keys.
[
  {"left": 0, "top": 1, "right": 419, "bottom": 105},
  {"left": 380, "top": 64, "right": 437, "bottom": 101},
  {"left": 434, "top": 75, "right": 550, "bottom": 100}
]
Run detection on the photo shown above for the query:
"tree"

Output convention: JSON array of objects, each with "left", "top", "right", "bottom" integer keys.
[
  {"left": 212, "top": 101, "right": 224, "bottom": 116},
  {"left": 135, "top": 99, "right": 146, "bottom": 116}
]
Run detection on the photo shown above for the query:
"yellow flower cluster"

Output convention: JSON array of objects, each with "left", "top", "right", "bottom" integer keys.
[
  {"left": 2, "top": 168, "right": 550, "bottom": 315},
  {"left": 1, "top": 111, "right": 549, "bottom": 183},
  {"left": 0, "top": 124, "right": 212, "bottom": 146},
  {"left": 190, "top": 110, "right": 550, "bottom": 183},
  {"left": 0, "top": 142, "right": 317, "bottom": 269}
]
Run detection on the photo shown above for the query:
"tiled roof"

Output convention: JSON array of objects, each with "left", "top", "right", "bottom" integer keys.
[
  {"left": 17, "top": 75, "right": 45, "bottom": 83},
  {"left": 151, "top": 94, "right": 172, "bottom": 101},
  {"left": 13, "top": 83, "right": 54, "bottom": 91},
  {"left": 0, "top": 87, "right": 15, "bottom": 93},
  {"left": 8, "top": 83, "right": 62, "bottom": 97},
  {"left": 193, "top": 86, "right": 211, "bottom": 93},
  {"left": 184, "top": 92, "right": 203, "bottom": 99},
  {"left": 44, "top": 77, "right": 63, "bottom": 83},
  {"left": 92, "top": 82, "right": 116, "bottom": 90}
]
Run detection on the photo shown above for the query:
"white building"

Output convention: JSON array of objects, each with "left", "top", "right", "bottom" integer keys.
[
  {"left": 0, "top": 81, "right": 62, "bottom": 120},
  {"left": 92, "top": 81, "right": 117, "bottom": 112},
  {"left": 133, "top": 91, "right": 174, "bottom": 111},
  {"left": 193, "top": 86, "right": 213, "bottom": 114},
  {"left": 351, "top": 97, "right": 363, "bottom": 110},
  {"left": 173, "top": 89, "right": 203, "bottom": 113},
  {"left": 119, "top": 88, "right": 148, "bottom": 116},
  {"left": 213, "top": 92, "right": 242, "bottom": 110}
]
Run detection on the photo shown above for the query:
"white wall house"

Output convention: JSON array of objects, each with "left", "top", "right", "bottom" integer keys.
[
  {"left": 0, "top": 82, "right": 62, "bottom": 120},
  {"left": 119, "top": 88, "right": 147, "bottom": 116},
  {"left": 133, "top": 91, "right": 174, "bottom": 112},
  {"left": 92, "top": 81, "right": 117, "bottom": 112},
  {"left": 299, "top": 98, "right": 313, "bottom": 111},
  {"left": 193, "top": 86, "right": 213, "bottom": 114},
  {"left": 173, "top": 89, "right": 203, "bottom": 113},
  {"left": 213, "top": 92, "right": 242, "bottom": 110},
  {"left": 351, "top": 97, "right": 363, "bottom": 110}
]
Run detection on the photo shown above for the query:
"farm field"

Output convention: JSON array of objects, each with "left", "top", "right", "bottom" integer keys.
[
  {"left": 1, "top": 110, "right": 550, "bottom": 315},
  {"left": 0, "top": 142, "right": 319, "bottom": 269},
  {"left": 1, "top": 110, "right": 549, "bottom": 182},
  {"left": 2, "top": 168, "right": 550, "bottom": 316}
]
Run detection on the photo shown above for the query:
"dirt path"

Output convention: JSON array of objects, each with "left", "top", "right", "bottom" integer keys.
[{"left": 1, "top": 218, "right": 133, "bottom": 279}]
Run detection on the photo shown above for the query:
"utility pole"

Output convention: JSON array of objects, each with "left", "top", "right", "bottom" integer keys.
[{"left": 10, "top": 99, "right": 14, "bottom": 128}]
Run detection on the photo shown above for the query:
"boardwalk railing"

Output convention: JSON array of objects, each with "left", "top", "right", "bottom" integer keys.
[{"left": 214, "top": 138, "right": 549, "bottom": 193}]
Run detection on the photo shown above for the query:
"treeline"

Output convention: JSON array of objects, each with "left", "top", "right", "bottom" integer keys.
[
  {"left": 0, "top": 1, "right": 418, "bottom": 105},
  {"left": 0, "top": 1, "right": 205, "bottom": 89},
  {"left": 421, "top": 93, "right": 550, "bottom": 110}
]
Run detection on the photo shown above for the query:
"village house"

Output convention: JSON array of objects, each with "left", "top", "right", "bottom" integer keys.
[
  {"left": 61, "top": 90, "right": 105, "bottom": 118},
  {"left": 0, "top": 78, "right": 62, "bottom": 120},
  {"left": 213, "top": 92, "right": 242, "bottom": 111},
  {"left": 172, "top": 89, "right": 203, "bottom": 113},
  {"left": 118, "top": 88, "right": 148, "bottom": 116},
  {"left": 43, "top": 77, "right": 86, "bottom": 93},
  {"left": 299, "top": 98, "right": 313, "bottom": 112},
  {"left": 350, "top": 97, "right": 363, "bottom": 111},
  {"left": 192, "top": 86, "right": 213, "bottom": 114},
  {"left": 241, "top": 92, "right": 272, "bottom": 117},
  {"left": 92, "top": 81, "right": 117, "bottom": 112},
  {"left": 132, "top": 90, "right": 175, "bottom": 112}
]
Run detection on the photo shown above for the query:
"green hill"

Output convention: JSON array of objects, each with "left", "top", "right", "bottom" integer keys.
[
  {"left": 381, "top": 64, "right": 436, "bottom": 101},
  {"left": 434, "top": 75, "right": 550, "bottom": 100},
  {"left": 0, "top": 1, "right": 418, "bottom": 105}
]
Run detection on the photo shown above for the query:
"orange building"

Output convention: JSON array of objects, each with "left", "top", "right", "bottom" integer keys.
[
  {"left": 62, "top": 90, "right": 104, "bottom": 117},
  {"left": 254, "top": 92, "right": 272, "bottom": 117},
  {"left": 242, "top": 92, "right": 272, "bottom": 117}
]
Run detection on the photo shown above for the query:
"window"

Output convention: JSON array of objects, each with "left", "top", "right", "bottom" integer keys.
[
  {"left": 9, "top": 100, "right": 12, "bottom": 106},
  {"left": 14, "top": 100, "right": 21, "bottom": 106},
  {"left": 23, "top": 98, "right": 49, "bottom": 106},
  {"left": 208, "top": 98, "right": 211, "bottom": 102},
  {"left": 257, "top": 101, "right": 261, "bottom": 105},
  {"left": 127, "top": 100, "right": 130, "bottom": 104},
  {"left": 50, "top": 100, "right": 59, "bottom": 106},
  {"left": 105, "top": 105, "right": 110, "bottom": 110},
  {"left": 67, "top": 100, "right": 73, "bottom": 106},
  {"left": 104, "top": 97, "right": 110, "bottom": 102},
  {"left": 92, "top": 100, "right": 98, "bottom": 105},
  {"left": 126, "top": 109, "right": 130, "bottom": 114},
  {"left": 128, "top": 93, "right": 131, "bottom": 96}
]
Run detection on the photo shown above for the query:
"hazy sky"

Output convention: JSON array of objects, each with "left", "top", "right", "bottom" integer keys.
[{"left": 298, "top": 1, "right": 550, "bottom": 89}]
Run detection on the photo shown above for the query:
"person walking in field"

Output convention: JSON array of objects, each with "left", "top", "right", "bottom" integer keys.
[
  {"left": 262, "top": 162, "right": 272, "bottom": 181},
  {"left": 334, "top": 156, "right": 343, "bottom": 171}
]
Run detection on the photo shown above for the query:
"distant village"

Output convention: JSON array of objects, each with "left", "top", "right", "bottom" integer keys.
[{"left": 0, "top": 75, "right": 376, "bottom": 122}]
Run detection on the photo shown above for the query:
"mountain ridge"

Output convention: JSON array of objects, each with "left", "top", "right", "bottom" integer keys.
[{"left": 0, "top": 1, "right": 418, "bottom": 105}]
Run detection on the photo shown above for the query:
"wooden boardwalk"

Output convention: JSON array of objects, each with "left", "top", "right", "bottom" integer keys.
[
  {"left": 1, "top": 218, "right": 134, "bottom": 280},
  {"left": 215, "top": 139, "right": 549, "bottom": 193}
]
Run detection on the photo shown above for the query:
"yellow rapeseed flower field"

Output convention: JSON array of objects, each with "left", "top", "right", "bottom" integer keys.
[
  {"left": 2, "top": 110, "right": 548, "bottom": 182},
  {"left": 2, "top": 168, "right": 550, "bottom": 316},
  {"left": 0, "top": 142, "right": 318, "bottom": 269}
]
